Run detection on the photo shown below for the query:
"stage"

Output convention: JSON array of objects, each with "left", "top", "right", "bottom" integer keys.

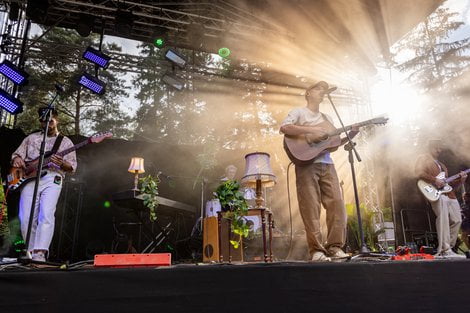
[{"left": 1, "top": 259, "right": 470, "bottom": 313}]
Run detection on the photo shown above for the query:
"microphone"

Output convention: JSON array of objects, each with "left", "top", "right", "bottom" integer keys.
[
  {"left": 326, "top": 86, "right": 337, "bottom": 94},
  {"left": 55, "top": 83, "right": 65, "bottom": 93}
]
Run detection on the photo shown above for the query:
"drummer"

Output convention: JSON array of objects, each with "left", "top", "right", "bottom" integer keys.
[
  {"left": 220, "top": 164, "right": 237, "bottom": 182},
  {"left": 206, "top": 165, "right": 239, "bottom": 217}
]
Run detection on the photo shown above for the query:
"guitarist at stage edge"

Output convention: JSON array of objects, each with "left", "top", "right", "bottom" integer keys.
[
  {"left": 10, "top": 107, "right": 76, "bottom": 262},
  {"left": 280, "top": 81, "right": 359, "bottom": 262},
  {"left": 415, "top": 139, "right": 466, "bottom": 259}
]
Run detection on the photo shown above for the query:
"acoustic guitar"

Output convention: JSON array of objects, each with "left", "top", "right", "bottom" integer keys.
[
  {"left": 7, "top": 131, "right": 112, "bottom": 192},
  {"left": 283, "top": 116, "right": 388, "bottom": 165}
]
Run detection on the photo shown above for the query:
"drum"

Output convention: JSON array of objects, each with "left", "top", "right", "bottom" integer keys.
[
  {"left": 244, "top": 216, "right": 261, "bottom": 233},
  {"left": 205, "top": 199, "right": 221, "bottom": 217}
]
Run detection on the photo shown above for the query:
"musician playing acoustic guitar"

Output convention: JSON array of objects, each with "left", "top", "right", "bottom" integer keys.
[
  {"left": 415, "top": 139, "right": 466, "bottom": 259},
  {"left": 10, "top": 108, "right": 76, "bottom": 262},
  {"left": 280, "top": 81, "right": 359, "bottom": 262}
]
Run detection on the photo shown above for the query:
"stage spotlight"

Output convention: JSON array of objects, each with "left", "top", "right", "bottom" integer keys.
[
  {"left": 218, "top": 47, "right": 231, "bottom": 58},
  {"left": 151, "top": 27, "right": 167, "bottom": 48},
  {"left": 0, "top": 88, "right": 23, "bottom": 114},
  {"left": 162, "top": 73, "right": 184, "bottom": 90},
  {"left": 0, "top": 59, "right": 29, "bottom": 85},
  {"left": 78, "top": 72, "right": 106, "bottom": 95},
  {"left": 115, "top": 10, "right": 134, "bottom": 36},
  {"left": 154, "top": 37, "right": 165, "bottom": 48},
  {"left": 9, "top": 3, "right": 19, "bottom": 21},
  {"left": 165, "top": 49, "right": 186, "bottom": 68},
  {"left": 76, "top": 13, "right": 95, "bottom": 37},
  {"left": 82, "top": 46, "right": 111, "bottom": 69},
  {"left": 26, "top": 0, "right": 49, "bottom": 23}
]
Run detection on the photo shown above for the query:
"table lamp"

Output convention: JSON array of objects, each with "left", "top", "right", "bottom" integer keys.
[
  {"left": 128, "top": 157, "right": 145, "bottom": 190},
  {"left": 241, "top": 152, "right": 276, "bottom": 208}
]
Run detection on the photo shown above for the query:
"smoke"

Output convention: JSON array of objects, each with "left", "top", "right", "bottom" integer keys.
[{"left": 127, "top": 0, "right": 468, "bottom": 257}]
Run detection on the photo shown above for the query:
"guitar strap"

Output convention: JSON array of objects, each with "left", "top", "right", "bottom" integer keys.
[{"left": 51, "top": 134, "right": 64, "bottom": 155}]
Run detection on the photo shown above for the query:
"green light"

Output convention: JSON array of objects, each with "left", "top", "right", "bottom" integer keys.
[
  {"left": 218, "top": 47, "right": 231, "bottom": 58},
  {"left": 154, "top": 38, "right": 165, "bottom": 48},
  {"left": 103, "top": 200, "right": 111, "bottom": 208},
  {"left": 13, "top": 239, "right": 24, "bottom": 253}
]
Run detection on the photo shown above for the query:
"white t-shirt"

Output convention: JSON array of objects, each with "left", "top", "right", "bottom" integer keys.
[{"left": 280, "top": 107, "right": 334, "bottom": 164}]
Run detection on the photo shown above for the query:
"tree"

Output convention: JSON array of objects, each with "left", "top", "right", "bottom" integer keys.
[
  {"left": 15, "top": 27, "right": 131, "bottom": 137},
  {"left": 393, "top": 6, "right": 470, "bottom": 92}
]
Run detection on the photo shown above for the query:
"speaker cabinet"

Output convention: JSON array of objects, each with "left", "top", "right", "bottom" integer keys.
[{"left": 203, "top": 217, "right": 243, "bottom": 262}]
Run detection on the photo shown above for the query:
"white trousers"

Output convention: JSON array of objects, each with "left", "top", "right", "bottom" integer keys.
[
  {"left": 18, "top": 171, "right": 62, "bottom": 252},
  {"left": 430, "top": 195, "right": 462, "bottom": 254}
]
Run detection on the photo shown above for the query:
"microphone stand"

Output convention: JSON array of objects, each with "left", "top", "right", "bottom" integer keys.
[
  {"left": 18, "top": 85, "right": 63, "bottom": 264},
  {"left": 326, "top": 93, "right": 370, "bottom": 256}
]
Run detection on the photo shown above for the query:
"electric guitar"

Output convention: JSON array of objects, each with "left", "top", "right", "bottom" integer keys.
[
  {"left": 7, "top": 131, "right": 112, "bottom": 191},
  {"left": 417, "top": 169, "right": 470, "bottom": 202},
  {"left": 283, "top": 116, "right": 388, "bottom": 165}
]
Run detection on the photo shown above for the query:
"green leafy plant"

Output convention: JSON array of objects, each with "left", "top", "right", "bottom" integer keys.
[
  {"left": 214, "top": 180, "right": 249, "bottom": 248},
  {"left": 346, "top": 203, "right": 385, "bottom": 252},
  {"left": 139, "top": 175, "right": 160, "bottom": 222},
  {"left": 0, "top": 176, "right": 8, "bottom": 237}
]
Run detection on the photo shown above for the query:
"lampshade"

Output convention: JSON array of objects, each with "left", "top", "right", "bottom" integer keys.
[
  {"left": 128, "top": 157, "right": 145, "bottom": 174},
  {"left": 241, "top": 152, "right": 276, "bottom": 188}
]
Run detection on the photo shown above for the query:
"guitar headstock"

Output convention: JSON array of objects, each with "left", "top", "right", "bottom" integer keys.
[
  {"left": 89, "top": 131, "right": 113, "bottom": 143},
  {"left": 370, "top": 116, "right": 389, "bottom": 126}
]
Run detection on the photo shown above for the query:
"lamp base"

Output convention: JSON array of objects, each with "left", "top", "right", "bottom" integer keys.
[{"left": 134, "top": 173, "right": 139, "bottom": 191}]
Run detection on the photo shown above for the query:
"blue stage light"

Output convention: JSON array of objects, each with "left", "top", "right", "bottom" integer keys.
[
  {"left": 162, "top": 73, "right": 184, "bottom": 90},
  {"left": 0, "top": 59, "right": 29, "bottom": 85},
  {"left": 0, "top": 88, "right": 23, "bottom": 114},
  {"left": 82, "top": 46, "right": 111, "bottom": 69},
  {"left": 78, "top": 72, "right": 106, "bottom": 95},
  {"left": 165, "top": 49, "right": 186, "bottom": 68}
]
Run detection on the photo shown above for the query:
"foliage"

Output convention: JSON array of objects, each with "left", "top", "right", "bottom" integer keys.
[
  {"left": 214, "top": 180, "right": 249, "bottom": 248},
  {"left": 139, "top": 175, "right": 160, "bottom": 222},
  {"left": 393, "top": 7, "right": 470, "bottom": 91},
  {"left": 16, "top": 26, "right": 131, "bottom": 137},
  {"left": 0, "top": 176, "right": 8, "bottom": 237},
  {"left": 346, "top": 203, "right": 385, "bottom": 252},
  {"left": 131, "top": 43, "right": 279, "bottom": 151},
  {"left": 381, "top": 207, "right": 393, "bottom": 222}
]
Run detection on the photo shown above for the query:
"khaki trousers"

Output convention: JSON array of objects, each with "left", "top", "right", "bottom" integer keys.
[
  {"left": 295, "top": 163, "right": 347, "bottom": 257},
  {"left": 430, "top": 195, "right": 462, "bottom": 254}
]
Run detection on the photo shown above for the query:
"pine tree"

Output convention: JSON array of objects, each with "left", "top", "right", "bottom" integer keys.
[
  {"left": 15, "top": 27, "right": 131, "bottom": 137},
  {"left": 393, "top": 6, "right": 470, "bottom": 91}
]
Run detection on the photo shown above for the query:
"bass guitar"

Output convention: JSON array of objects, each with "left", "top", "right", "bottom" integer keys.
[
  {"left": 283, "top": 116, "right": 388, "bottom": 165},
  {"left": 417, "top": 169, "right": 470, "bottom": 202},
  {"left": 7, "top": 131, "right": 112, "bottom": 191}
]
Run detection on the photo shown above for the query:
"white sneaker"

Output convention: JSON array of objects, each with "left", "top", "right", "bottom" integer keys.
[
  {"left": 32, "top": 251, "right": 46, "bottom": 262},
  {"left": 440, "top": 250, "right": 466, "bottom": 259},
  {"left": 328, "top": 247, "right": 350, "bottom": 259},
  {"left": 311, "top": 251, "right": 331, "bottom": 262}
]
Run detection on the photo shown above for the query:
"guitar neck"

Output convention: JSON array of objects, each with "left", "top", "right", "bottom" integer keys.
[
  {"left": 55, "top": 139, "right": 90, "bottom": 157},
  {"left": 328, "top": 119, "right": 375, "bottom": 137},
  {"left": 445, "top": 169, "right": 470, "bottom": 184}
]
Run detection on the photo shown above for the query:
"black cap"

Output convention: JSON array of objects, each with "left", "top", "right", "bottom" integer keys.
[
  {"left": 37, "top": 107, "right": 58, "bottom": 120},
  {"left": 306, "top": 81, "right": 329, "bottom": 91}
]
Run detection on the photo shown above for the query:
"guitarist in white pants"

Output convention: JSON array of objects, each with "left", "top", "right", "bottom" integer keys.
[
  {"left": 280, "top": 81, "right": 359, "bottom": 262},
  {"left": 415, "top": 139, "right": 466, "bottom": 258},
  {"left": 10, "top": 108, "right": 76, "bottom": 262}
]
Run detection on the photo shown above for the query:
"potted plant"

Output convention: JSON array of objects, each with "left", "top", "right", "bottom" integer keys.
[
  {"left": 214, "top": 180, "right": 249, "bottom": 248},
  {"left": 139, "top": 174, "right": 160, "bottom": 222}
]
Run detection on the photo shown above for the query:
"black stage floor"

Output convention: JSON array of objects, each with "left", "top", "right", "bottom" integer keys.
[{"left": 1, "top": 259, "right": 470, "bottom": 313}]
